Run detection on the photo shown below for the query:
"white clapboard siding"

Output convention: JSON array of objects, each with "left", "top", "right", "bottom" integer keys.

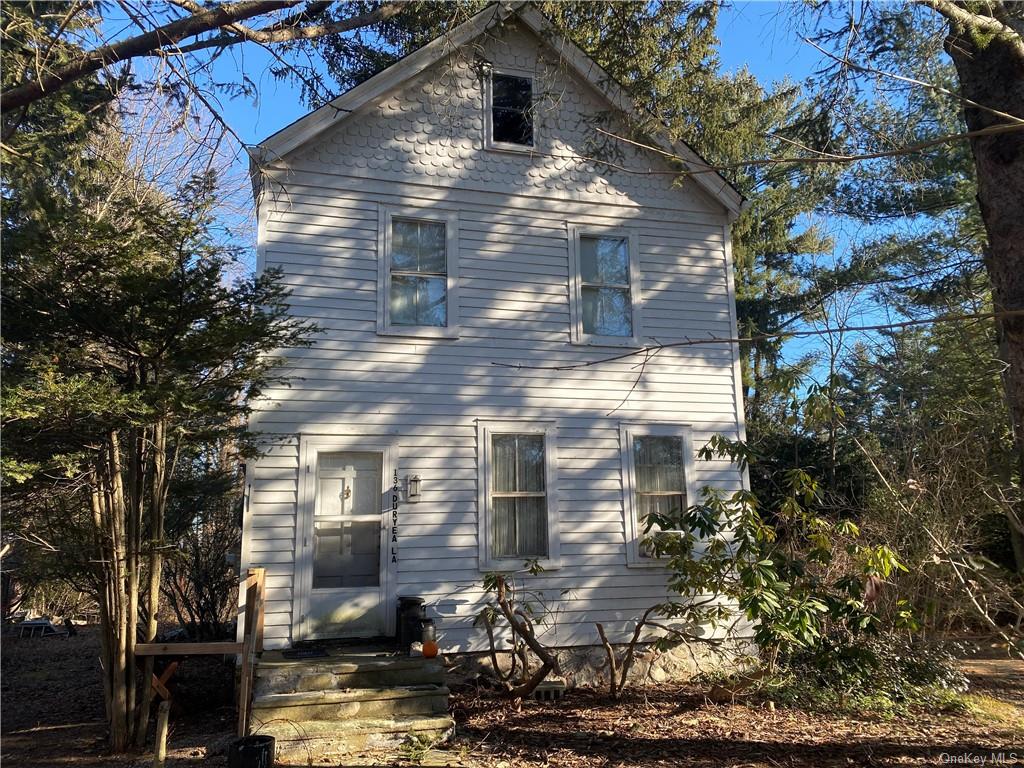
[{"left": 242, "top": 18, "right": 746, "bottom": 652}]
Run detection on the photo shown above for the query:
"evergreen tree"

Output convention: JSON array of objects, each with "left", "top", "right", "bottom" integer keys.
[{"left": 1, "top": 116, "right": 316, "bottom": 749}]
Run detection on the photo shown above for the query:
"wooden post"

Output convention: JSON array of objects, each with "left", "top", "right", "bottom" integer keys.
[
  {"left": 152, "top": 700, "right": 171, "bottom": 768},
  {"left": 253, "top": 567, "right": 266, "bottom": 653},
  {"left": 236, "top": 569, "right": 260, "bottom": 737}
]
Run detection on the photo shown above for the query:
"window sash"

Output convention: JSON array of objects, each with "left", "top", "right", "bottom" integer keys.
[
  {"left": 386, "top": 216, "right": 449, "bottom": 328},
  {"left": 581, "top": 285, "right": 633, "bottom": 337},
  {"left": 490, "top": 493, "right": 548, "bottom": 559},
  {"left": 478, "top": 422, "right": 559, "bottom": 567},
  {"left": 492, "top": 433, "right": 545, "bottom": 493},
  {"left": 581, "top": 279, "right": 630, "bottom": 290},
  {"left": 391, "top": 218, "right": 446, "bottom": 274},
  {"left": 579, "top": 235, "right": 629, "bottom": 285},
  {"left": 571, "top": 229, "right": 639, "bottom": 343},
  {"left": 489, "top": 73, "right": 534, "bottom": 147},
  {"left": 389, "top": 274, "right": 447, "bottom": 327},
  {"left": 620, "top": 424, "right": 696, "bottom": 566}
]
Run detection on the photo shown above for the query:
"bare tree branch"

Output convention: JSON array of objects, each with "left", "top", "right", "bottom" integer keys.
[
  {"left": 804, "top": 37, "right": 1024, "bottom": 125},
  {"left": 492, "top": 309, "right": 1024, "bottom": 372},
  {"left": 0, "top": 0, "right": 402, "bottom": 113},
  {"left": 595, "top": 121, "right": 1024, "bottom": 176},
  {"left": 169, "top": 1, "right": 403, "bottom": 55}
]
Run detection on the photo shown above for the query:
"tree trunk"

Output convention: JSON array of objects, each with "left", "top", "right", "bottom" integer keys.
[
  {"left": 106, "top": 433, "right": 133, "bottom": 750},
  {"left": 134, "top": 420, "right": 167, "bottom": 747},
  {"left": 944, "top": 23, "right": 1024, "bottom": 574}
]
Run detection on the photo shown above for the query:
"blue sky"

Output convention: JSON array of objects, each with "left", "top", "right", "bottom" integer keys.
[{"left": 717, "top": 2, "right": 824, "bottom": 84}]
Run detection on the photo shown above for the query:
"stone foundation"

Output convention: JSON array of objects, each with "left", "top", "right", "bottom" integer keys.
[{"left": 445, "top": 638, "right": 757, "bottom": 691}]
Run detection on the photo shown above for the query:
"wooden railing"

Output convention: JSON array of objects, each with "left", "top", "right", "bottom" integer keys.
[
  {"left": 135, "top": 567, "right": 266, "bottom": 743},
  {"left": 236, "top": 566, "right": 266, "bottom": 737}
]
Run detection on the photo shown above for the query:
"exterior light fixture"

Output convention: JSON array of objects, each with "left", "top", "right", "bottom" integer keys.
[
  {"left": 407, "top": 474, "right": 422, "bottom": 502},
  {"left": 473, "top": 56, "right": 493, "bottom": 81}
]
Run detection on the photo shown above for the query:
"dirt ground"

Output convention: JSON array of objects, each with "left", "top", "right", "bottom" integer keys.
[
  {"left": 2, "top": 627, "right": 1022, "bottom": 767},
  {"left": 1, "top": 627, "right": 237, "bottom": 768}
]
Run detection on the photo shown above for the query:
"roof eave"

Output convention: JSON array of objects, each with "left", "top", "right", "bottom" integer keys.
[
  {"left": 257, "top": 2, "right": 522, "bottom": 162},
  {"left": 254, "top": 1, "right": 745, "bottom": 220}
]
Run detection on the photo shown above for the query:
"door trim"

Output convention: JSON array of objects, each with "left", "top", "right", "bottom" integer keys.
[{"left": 294, "top": 434, "right": 400, "bottom": 642}]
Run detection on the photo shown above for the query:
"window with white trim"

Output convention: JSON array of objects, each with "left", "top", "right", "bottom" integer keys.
[
  {"left": 477, "top": 420, "right": 560, "bottom": 569},
  {"left": 569, "top": 226, "right": 641, "bottom": 345},
  {"left": 486, "top": 72, "right": 535, "bottom": 150},
  {"left": 377, "top": 207, "right": 459, "bottom": 337},
  {"left": 619, "top": 423, "right": 698, "bottom": 565}
]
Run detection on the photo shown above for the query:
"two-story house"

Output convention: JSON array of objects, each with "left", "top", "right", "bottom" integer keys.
[{"left": 243, "top": 1, "right": 747, "bottom": 662}]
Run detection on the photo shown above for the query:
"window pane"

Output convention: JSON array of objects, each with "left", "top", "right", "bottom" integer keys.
[
  {"left": 416, "top": 221, "right": 446, "bottom": 273},
  {"left": 316, "top": 476, "right": 344, "bottom": 517},
  {"left": 390, "top": 275, "right": 447, "bottom": 327},
  {"left": 492, "top": 434, "right": 545, "bottom": 492},
  {"left": 493, "top": 74, "right": 532, "bottom": 109},
  {"left": 517, "top": 435, "right": 545, "bottom": 492},
  {"left": 492, "top": 74, "right": 533, "bottom": 146},
  {"left": 634, "top": 436, "right": 685, "bottom": 492},
  {"left": 493, "top": 108, "right": 533, "bottom": 146},
  {"left": 580, "top": 236, "right": 629, "bottom": 284},
  {"left": 392, "top": 219, "right": 445, "bottom": 273},
  {"left": 391, "top": 219, "right": 419, "bottom": 271},
  {"left": 581, "top": 286, "right": 632, "bottom": 336},
  {"left": 313, "top": 520, "right": 380, "bottom": 589},
  {"left": 492, "top": 435, "right": 518, "bottom": 493},
  {"left": 492, "top": 496, "right": 548, "bottom": 558}
]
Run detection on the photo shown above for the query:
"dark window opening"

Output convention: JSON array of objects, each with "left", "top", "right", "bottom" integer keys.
[{"left": 491, "top": 74, "right": 533, "bottom": 146}]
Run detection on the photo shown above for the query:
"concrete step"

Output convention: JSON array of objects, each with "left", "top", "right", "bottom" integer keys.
[
  {"left": 251, "top": 684, "right": 449, "bottom": 722},
  {"left": 255, "top": 656, "right": 444, "bottom": 695},
  {"left": 258, "top": 714, "right": 455, "bottom": 764}
]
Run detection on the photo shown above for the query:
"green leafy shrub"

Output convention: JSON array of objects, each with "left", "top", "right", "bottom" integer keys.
[
  {"left": 768, "top": 633, "right": 969, "bottom": 716},
  {"left": 648, "top": 436, "right": 913, "bottom": 670}
]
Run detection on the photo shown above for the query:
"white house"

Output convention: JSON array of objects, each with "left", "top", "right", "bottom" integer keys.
[{"left": 243, "top": 1, "right": 747, "bottom": 656}]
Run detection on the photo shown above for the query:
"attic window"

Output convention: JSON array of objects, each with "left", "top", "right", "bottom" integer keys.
[{"left": 489, "top": 73, "right": 533, "bottom": 147}]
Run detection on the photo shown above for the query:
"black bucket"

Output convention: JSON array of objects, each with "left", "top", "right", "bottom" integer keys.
[{"left": 228, "top": 735, "right": 275, "bottom": 768}]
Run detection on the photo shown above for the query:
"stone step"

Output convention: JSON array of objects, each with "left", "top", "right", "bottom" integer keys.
[
  {"left": 255, "top": 656, "right": 444, "bottom": 695},
  {"left": 258, "top": 715, "right": 455, "bottom": 764},
  {"left": 251, "top": 684, "right": 449, "bottom": 722}
]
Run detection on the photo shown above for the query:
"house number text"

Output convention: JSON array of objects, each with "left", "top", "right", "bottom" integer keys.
[{"left": 391, "top": 469, "right": 399, "bottom": 563}]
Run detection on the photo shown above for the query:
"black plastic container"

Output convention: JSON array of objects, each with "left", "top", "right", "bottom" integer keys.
[
  {"left": 397, "top": 596, "right": 425, "bottom": 651},
  {"left": 228, "top": 735, "right": 275, "bottom": 768}
]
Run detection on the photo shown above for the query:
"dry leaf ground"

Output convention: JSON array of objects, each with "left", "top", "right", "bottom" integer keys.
[{"left": 2, "top": 627, "right": 1021, "bottom": 767}]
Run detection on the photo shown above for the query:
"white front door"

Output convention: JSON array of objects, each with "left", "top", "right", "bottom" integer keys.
[{"left": 295, "top": 442, "right": 396, "bottom": 640}]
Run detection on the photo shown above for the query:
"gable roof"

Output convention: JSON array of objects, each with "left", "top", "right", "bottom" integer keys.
[{"left": 253, "top": 1, "right": 746, "bottom": 219}]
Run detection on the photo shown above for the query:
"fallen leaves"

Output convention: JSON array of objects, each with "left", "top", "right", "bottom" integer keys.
[{"left": 445, "top": 681, "right": 1024, "bottom": 767}]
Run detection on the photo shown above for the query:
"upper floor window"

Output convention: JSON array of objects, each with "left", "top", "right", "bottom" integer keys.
[
  {"left": 377, "top": 207, "right": 459, "bottom": 338},
  {"left": 619, "top": 423, "right": 697, "bottom": 566},
  {"left": 569, "top": 227, "right": 641, "bottom": 346},
  {"left": 488, "top": 73, "right": 534, "bottom": 149},
  {"left": 476, "top": 420, "right": 560, "bottom": 569}
]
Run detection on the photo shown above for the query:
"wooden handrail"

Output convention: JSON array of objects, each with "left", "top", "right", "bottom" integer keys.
[
  {"left": 136, "top": 642, "right": 244, "bottom": 656},
  {"left": 138, "top": 566, "right": 266, "bottom": 765},
  {"left": 237, "top": 566, "right": 266, "bottom": 737}
]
